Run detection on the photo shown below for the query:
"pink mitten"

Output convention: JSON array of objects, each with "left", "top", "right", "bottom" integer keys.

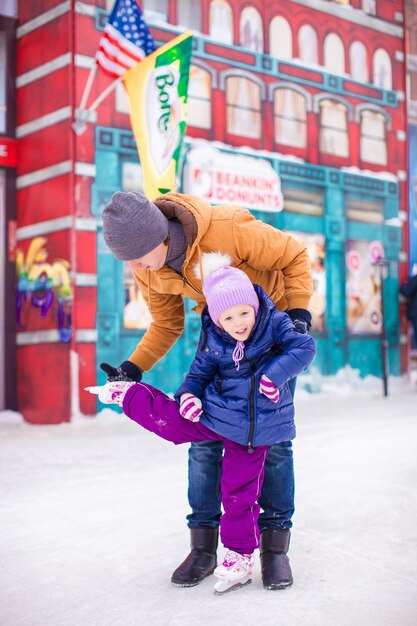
[
  {"left": 259, "top": 374, "right": 280, "bottom": 403},
  {"left": 180, "top": 393, "right": 203, "bottom": 422}
]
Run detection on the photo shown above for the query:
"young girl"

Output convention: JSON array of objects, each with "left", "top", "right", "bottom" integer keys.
[{"left": 87, "top": 253, "right": 316, "bottom": 594}]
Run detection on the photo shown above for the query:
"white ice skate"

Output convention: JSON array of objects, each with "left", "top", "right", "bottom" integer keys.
[
  {"left": 85, "top": 381, "right": 134, "bottom": 406},
  {"left": 213, "top": 550, "right": 254, "bottom": 595}
]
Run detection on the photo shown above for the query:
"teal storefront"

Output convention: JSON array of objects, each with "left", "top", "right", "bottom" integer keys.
[{"left": 92, "top": 128, "right": 401, "bottom": 391}]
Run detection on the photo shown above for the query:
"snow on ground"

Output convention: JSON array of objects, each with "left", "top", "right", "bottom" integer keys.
[{"left": 1, "top": 374, "right": 417, "bottom": 626}]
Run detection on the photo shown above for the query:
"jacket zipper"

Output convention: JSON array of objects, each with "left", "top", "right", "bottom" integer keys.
[{"left": 247, "top": 359, "right": 256, "bottom": 454}]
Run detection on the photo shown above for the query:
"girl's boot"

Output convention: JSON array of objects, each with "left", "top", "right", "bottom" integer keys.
[{"left": 213, "top": 550, "right": 254, "bottom": 595}]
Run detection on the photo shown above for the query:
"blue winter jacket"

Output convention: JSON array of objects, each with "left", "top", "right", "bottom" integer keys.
[{"left": 175, "top": 285, "right": 316, "bottom": 448}]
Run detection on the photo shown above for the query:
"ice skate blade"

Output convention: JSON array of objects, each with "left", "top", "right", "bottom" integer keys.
[
  {"left": 85, "top": 386, "right": 101, "bottom": 395},
  {"left": 214, "top": 577, "right": 252, "bottom": 595}
]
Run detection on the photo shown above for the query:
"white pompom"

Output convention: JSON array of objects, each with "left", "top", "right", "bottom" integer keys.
[{"left": 194, "top": 252, "right": 233, "bottom": 280}]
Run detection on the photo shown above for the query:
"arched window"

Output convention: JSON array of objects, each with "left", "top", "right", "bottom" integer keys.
[
  {"left": 177, "top": 0, "right": 202, "bottom": 32},
  {"left": 187, "top": 65, "right": 212, "bottom": 129},
  {"left": 142, "top": 0, "right": 167, "bottom": 20},
  {"left": 240, "top": 7, "right": 263, "bottom": 52},
  {"left": 350, "top": 41, "right": 368, "bottom": 83},
  {"left": 209, "top": 0, "right": 233, "bottom": 45},
  {"left": 298, "top": 25, "right": 318, "bottom": 65},
  {"left": 360, "top": 110, "right": 387, "bottom": 165},
  {"left": 274, "top": 88, "right": 307, "bottom": 148},
  {"left": 324, "top": 33, "right": 345, "bottom": 75},
  {"left": 226, "top": 76, "right": 261, "bottom": 138},
  {"left": 373, "top": 49, "right": 392, "bottom": 89},
  {"left": 319, "top": 99, "right": 349, "bottom": 157},
  {"left": 269, "top": 17, "right": 292, "bottom": 60}
]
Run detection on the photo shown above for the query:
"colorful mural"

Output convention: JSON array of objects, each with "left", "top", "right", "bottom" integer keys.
[{"left": 16, "top": 237, "right": 73, "bottom": 343}]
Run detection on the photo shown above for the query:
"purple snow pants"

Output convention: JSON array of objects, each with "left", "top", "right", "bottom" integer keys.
[{"left": 123, "top": 382, "right": 268, "bottom": 554}]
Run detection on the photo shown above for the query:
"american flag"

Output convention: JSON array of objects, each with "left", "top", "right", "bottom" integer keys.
[{"left": 95, "top": 0, "right": 157, "bottom": 79}]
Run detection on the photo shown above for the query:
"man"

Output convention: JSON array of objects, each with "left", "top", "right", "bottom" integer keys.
[
  {"left": 101, "top": 190, "right": 313, "bottom": 590},
  {"left": 400, "top": 271, "right": 417, "bottom": 348}
]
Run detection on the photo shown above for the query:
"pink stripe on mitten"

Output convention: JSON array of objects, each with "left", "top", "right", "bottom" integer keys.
[
  {"left": 259, "top": 374, "right": 280, "bottom": 403},
  {"left": 180, "top": 393, "right": 203, "bottom": 422}
]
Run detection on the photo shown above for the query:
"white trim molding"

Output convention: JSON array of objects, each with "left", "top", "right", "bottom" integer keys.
[
  {"left": 17, "top": 53, "right": 72, "bottom": 88},
  {"left": 17, "top": 216, "right": 73, "bottom": 240},
  {"left": 16, "top": 216, "right": 98, "bottom": 240},
  {"left": 17, "top": 329, "right": 98, "bottom": 345},
  {"left": 17, "top": 161, "right": 72, "bottom": 189},
  {"left": 17, "top": 330, "right": 62, "bottom": 345},
  {"left": 74, "top": 273, "right": 97, "bottom": 287},
  {"left": 75, "top": 162, "right": 96, "bottom": 178},
  {"left": 76, "top": 330, "right": 98, "bottom": 343},
  {"left": 16, "top": 106, "right": 72, "bottom": 138},
  {"left": 17, "top": 1, "right": 70, "bottom": 38},
  {"left": 75, "top": 54, "right": 95, "bottom": 70},
  {"left": 75, "top": 217, "right": 97, "bottom": 232}
]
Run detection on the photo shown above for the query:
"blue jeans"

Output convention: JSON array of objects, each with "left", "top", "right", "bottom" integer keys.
[{"left": 186, "top": 379, "right": 296, "bottom": 531}]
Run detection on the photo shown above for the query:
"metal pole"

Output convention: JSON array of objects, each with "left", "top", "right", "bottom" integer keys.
[
  {"left": 380, "top": 264, "right": 389, "bottom": 397},
  {"left": 374, "top": 258, "right": 390, "bottom": 397}
]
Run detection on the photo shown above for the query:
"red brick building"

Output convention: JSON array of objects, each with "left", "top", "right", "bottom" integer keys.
[{"left": 2, "top": 0, "right": 410, "bottom": 422}]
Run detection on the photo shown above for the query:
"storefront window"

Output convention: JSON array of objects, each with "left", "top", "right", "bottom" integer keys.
[
  {"left": 177, "top": 0, "right": 202, "bottom": 31},
  {"left": 346, "top": 195, "right": 384, "bottom": 224},
  {"left": 123, "top": 265, "right": 153, "bottom": 330},
  {"left": 187, "top": 65, "right": 212, "bottom": 129},
  {"left": 121, "top": 161, "right": 151, "bottom": 329},
  {"left": 269, "top": 17, "right": 292, "bottom": 60},
  {"left": 290, "top": 231, "right": 326, "bottom": 333},
  {"left": 360, "top": 110, "right": 387, "bottom": 166},
  {"left": 240, "top": 7, "right": 263, "bottom": 53},
  {"left": 282, "top": 186, "right": 323, "bottom": 216},
  {"left": 298, "top": 25, "right": 318, "bottom": 65},
  {"left": 274, "top": 88, "right": 307, "bottom": 148},
  {"left": 142, "top": 0, "right": 168, "bottom": 21},
  {"left": 0, "top": 32, "right": 6, "bottom": 134},
  {"left": 122, "top": 162, "right": 143, "bottom": 192},
  {"left": 209, "top": 0, "right": 233, "bottom": 45},
  {"left": 346, "top": 239, "right": 383, "bottom": 334},
  {"left": 115, "top": 82, "right": 130, "bottom": 114},
  {"left": 319, "top": 99, "right": 349, "bottom": 157},
  {"left": 226, "top": 76, "right": 261, "bottom": 138}
]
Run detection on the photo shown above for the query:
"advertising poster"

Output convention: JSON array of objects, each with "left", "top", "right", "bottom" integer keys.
[
  {"left": 290, "top": 232, "right": 326, "bottom": 333},
  {"left": 346, "top": 239, "right": 383, "bottom": 334}
]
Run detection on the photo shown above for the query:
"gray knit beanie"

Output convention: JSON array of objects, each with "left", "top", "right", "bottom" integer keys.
[{"left": 102, "top": 191, "right": 169, "bottom": 261}]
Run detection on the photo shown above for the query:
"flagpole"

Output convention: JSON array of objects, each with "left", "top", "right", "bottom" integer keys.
[
  {"left": 87, "top": 76, "right": 123, "bottom": 114},
  {"left": 79, "top": 63, "right": 97, "bottom": 112},
  {"left": 72, "top": 75, "right": 122, "bottom": 135}
]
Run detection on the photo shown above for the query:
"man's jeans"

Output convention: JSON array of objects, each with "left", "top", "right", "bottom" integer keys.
[{"left": 186, "top": 379, "right": 296, "bottom": 531}]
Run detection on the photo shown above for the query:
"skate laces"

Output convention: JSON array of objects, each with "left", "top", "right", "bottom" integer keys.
[{"left": 220, "top": 550, "right": 253, "bottom": 573}]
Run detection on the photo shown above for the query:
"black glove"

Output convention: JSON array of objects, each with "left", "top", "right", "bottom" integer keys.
[
  {"left": 287, "top": 308, "right": 312, "bottom": 334},
  {"left": 100, "top": 360, "right": 142, "bottom": 382}
]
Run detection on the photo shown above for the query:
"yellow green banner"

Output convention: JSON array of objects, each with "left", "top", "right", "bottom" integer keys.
[{"left": 123, "top": 30, "right": 193, "bottom": 199}]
